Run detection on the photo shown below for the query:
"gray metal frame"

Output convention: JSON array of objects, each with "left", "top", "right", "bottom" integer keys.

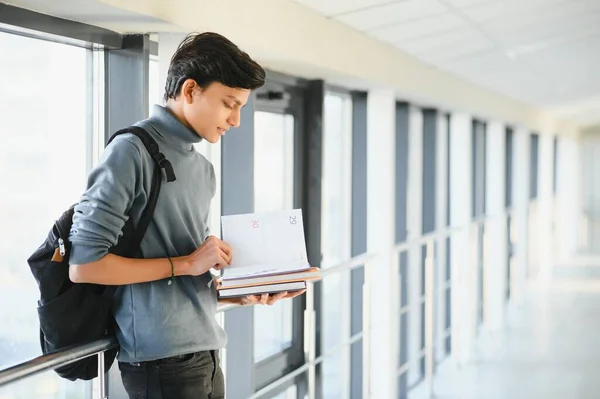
[
  {"left": 302, "top": 80, "right": 325, "bottom": 399},
  {"left": 422, "top": 109, "right": 438, "bottom": 235},
  {"left": 395, "top": 102, "right": 410, "bottom": 398},
  {"left": 0, "top": 3, "right": 121, "bottom": 49},
  {"left": 104, "top": 34, "right": 151, "bottom": 141},
  {"left": 350, "top": 91, "right": 367, "bottom": 399},
  {"left": 530, "top": 133, "right": 540, "bottom": 199}
]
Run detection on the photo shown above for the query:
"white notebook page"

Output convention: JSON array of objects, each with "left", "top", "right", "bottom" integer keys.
[{"left": 220, "top": 209, "right": 310, "bottom": 280}]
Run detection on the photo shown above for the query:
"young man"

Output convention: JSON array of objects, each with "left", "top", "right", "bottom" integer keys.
[{"left": 68, "top": 32, "right": 305, "bottom": 399}]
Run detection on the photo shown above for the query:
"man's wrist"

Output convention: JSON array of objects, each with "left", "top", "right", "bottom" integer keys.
[{"left": 172, "top": 256, "right": 190, "bottom": 276}]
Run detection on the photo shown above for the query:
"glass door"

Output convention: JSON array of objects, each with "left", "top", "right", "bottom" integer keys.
[
  {"left": 253, "top": 110, "right": 296, "bottom": 362},
  {"left": 252, "top": 79, "right": 307, "bottom": 396}
]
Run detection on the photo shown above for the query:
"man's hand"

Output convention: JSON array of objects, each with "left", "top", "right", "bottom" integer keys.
[
  {"left": 184, "top": 236, "right": 232, "bottom": 276},
  {"left": 219, "top": 290, "right": 307, "bottom": 307},
  {"left": 241, "top": 289, "right": 307, "bottom": 306}
]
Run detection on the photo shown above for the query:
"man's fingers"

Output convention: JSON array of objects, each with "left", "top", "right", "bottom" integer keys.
[
  {"left": 218, "top": 239, "right": 232, "bottom": 256},
  {"left": 219, "top": 248, "right": 232, "bottom": 265},
  {"left": 284, "top": 289, "right": 306, "bottom": 299},
  {"left": 212, "top": 252, "right": 229, "bottom": 270},
  {"left": 259, "top": 293, "right": 270, "bottom": 305},
  {"left": 239, "top": 290, "right": 302, "bottom": 307},
  {"left": 241, "top": 295, "right": 259, "bottom": 305},
  {"left": 267, "top": 291, "right": 287, "bottom": 305}
]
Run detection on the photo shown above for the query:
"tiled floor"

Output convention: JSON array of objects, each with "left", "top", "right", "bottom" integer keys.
[{"left": 410, "top": 259, "right": 600, "bottom": 399}]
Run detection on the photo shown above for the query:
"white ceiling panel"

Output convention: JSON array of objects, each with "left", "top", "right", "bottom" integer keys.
[
  {"left": 462, "top": 0, "right": 570, "bottom": 24},
  {"left": 398, "top": 26, "right": 485, "bottom": 54},
  {"left": 414, "top": 39, "right": 494, "bottom": 63},
  {"left": 370, "top": 12, "right": 464, "bottom": 43},
  {"left": 443, "top": 51, "right": 510, "bottom": 74},
  {"left": 481, "top": 0, "right": 600, "bottom": 37},
  {"left": 446, "top": 0, "right": 499, "bottom": 8},
  {"left": 293, "top": 0, "right": 600, "bottom": 126},
  {"left": 293, "top": 0, "right": 406, "bottom": 17},
  {"left": 334, "top": 0, "right": 448, "bottom": 32},
  {"left": 506, "top": 23, "right": 600, "bottom": 54}
]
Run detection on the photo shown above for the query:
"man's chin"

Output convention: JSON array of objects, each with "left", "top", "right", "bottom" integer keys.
[
  {"left": 197, "top": 132, "right": 220, "bottom": 144},
  {"left": 204, "top": 135, "right": 220, "bottom": 144}
]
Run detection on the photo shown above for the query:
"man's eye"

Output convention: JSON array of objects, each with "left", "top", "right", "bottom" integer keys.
[{"left": 223, "top": 102, "right": 233, "bottom": 109}]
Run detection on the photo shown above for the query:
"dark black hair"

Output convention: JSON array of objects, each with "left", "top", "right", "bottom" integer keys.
[{"left": 164, "top": 32, "right": 266, "bottom": 101}]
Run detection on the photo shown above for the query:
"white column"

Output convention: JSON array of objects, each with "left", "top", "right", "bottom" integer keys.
[
  {"left": 406, "top": 106, "right": 424, "bottom": 385},
  {"left": 556, "top": 137, "right": 582, "bottom": 261},
  {"left": 435, "top": 112, "right": 449, "bottom": 362},
  {"left": 511, "top": 127, "right": 530, "bottom": 304},
  {"left": 484, "top": 121, "right": 507, "bottom": 331},
  {"left": 536, "top": 133, "right": 555, "bottom": 280},
  {"left": 366, "top": 89, "right": 396, "bottom": 399},
  {"left": 449, "top": 112, "right": 473, "bottom": 366}
]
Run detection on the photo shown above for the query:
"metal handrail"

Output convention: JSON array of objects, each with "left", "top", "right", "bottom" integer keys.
[{"left": 0, "top": 337, "right": 118, "bottom": 386}]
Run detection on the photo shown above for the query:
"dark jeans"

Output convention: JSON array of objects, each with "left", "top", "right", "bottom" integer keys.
[{"left": 118, "top": 350, "right": 225, "bottom": 399}]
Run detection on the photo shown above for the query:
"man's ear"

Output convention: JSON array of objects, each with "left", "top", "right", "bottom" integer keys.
[{"left": 181, "top": 79, "right": 197, "bottom": 104}]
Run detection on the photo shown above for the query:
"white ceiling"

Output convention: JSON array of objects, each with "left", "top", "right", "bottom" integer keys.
[
  {"left": 295, "top": 0, "right": 600, "bottom": 127},
  {"left": 3, "top": 0, "right": 182, "bottom": 32}
]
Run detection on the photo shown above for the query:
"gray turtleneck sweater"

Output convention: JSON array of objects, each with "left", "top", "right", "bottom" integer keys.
[{"left": 69, "top": 105, "right": 227, "bottom": 363}]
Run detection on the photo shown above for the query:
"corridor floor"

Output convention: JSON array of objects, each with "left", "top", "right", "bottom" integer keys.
[{"left": 411, "top": 257, "right": 600, "bottom": 399}]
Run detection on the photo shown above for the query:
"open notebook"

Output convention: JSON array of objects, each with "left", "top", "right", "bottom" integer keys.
[{"left": 220, "top": 209, "right": 312, "bottom": 281}]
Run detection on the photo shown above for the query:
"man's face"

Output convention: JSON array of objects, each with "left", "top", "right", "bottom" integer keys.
[{"left": 182, "top": 81, "right": 250, "bottom": 143}]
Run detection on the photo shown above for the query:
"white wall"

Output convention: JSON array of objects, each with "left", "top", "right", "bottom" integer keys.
[
  {"left": 484, "top": 121, "right": 508, "bottom": 331},
  {"left": 366, "top": 89, "right": 396, "bottom": 399},
  {"left": 449, "top": 112, "right": 474, "bottom": 366},
  {"left": 435, "top": 113, "right": 449, "bottom": 362},
  {"left": 536, "top": 133, "right": 555, "bottom": 279},
  {"left": 556, "top": 137, "right": 582, "bottom": 260},
  {"left": 512, "top": 127, "right": 530, "bottom": 304}
]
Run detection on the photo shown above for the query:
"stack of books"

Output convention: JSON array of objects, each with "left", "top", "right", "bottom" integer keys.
[
  {"left": 215, "top": 266, "right": 321, "bottom": 298},
  {"left": 215, "top": 209, "right": 321, "bottom": 299}
]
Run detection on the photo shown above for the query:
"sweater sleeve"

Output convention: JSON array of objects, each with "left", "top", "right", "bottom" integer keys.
[{"left": 69, "top": 136, "right": 144, "bottom": 264}]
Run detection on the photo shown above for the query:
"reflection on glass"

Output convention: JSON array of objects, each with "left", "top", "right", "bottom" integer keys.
[
  {"left": 149, "top": 56, "right": 161, "bottom": 113},
  {"left": 0, "top": 369, "right": 89, "bottom": 399},
  {"left": 253, "top": 111, "right": 295, "bottom": 362},
  {"left": 0, "top": 32, "right": 90, "bottom": 396},
  {"left": 321, "top": 93, "right": 353, "bottom": 269},
  {"left": 321, "top": 92, "right": 353, "bottom": 398},
  {"left": 269, "top": 384, "right": 299, "bottom": 399}
]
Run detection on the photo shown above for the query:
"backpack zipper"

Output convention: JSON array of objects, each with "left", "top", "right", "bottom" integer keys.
[{"left": 58, "top": 238, "right": 66, "bottom": 256}]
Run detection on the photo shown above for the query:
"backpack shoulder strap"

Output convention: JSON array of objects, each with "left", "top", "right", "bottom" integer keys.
[
  {"left": 109, "top": 126, "right": 176, "bottom": 250},
  {"left": 103, "top": 126, "right": 176, "bottom": 297},
  {"left": 107, "top": 126, "right": 176, "bottom": 183},
  {"left": 103, "top": 126, "right": 177, "bottom": 297}
]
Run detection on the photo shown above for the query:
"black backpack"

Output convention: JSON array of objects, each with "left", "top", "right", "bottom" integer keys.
[{"left": 26, "top": 126, "right": 176, "bottom": 381}]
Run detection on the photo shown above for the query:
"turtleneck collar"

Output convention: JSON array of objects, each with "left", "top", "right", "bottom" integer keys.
[{"left": 145, "top": 105, "right": 203, "bottom": 152}]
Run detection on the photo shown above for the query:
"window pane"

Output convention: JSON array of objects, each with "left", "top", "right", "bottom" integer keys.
[
  {"left": 321, "top": 92, "right": 353, "bottom": 398},
  {"left": 0, "top": 32, "right": 90, "bottom": 396},
  {"left": 268, "top": 384, "right": 299, "bottom": 399},
  {"left": 253, "top": 111, "right": 295, "bottom": 362},
  {"left": 321, "top": 93, "right": 353, "bottom": 268},
  {"left": 149, "top": 56, "right": 160, "bottom": 113}
]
